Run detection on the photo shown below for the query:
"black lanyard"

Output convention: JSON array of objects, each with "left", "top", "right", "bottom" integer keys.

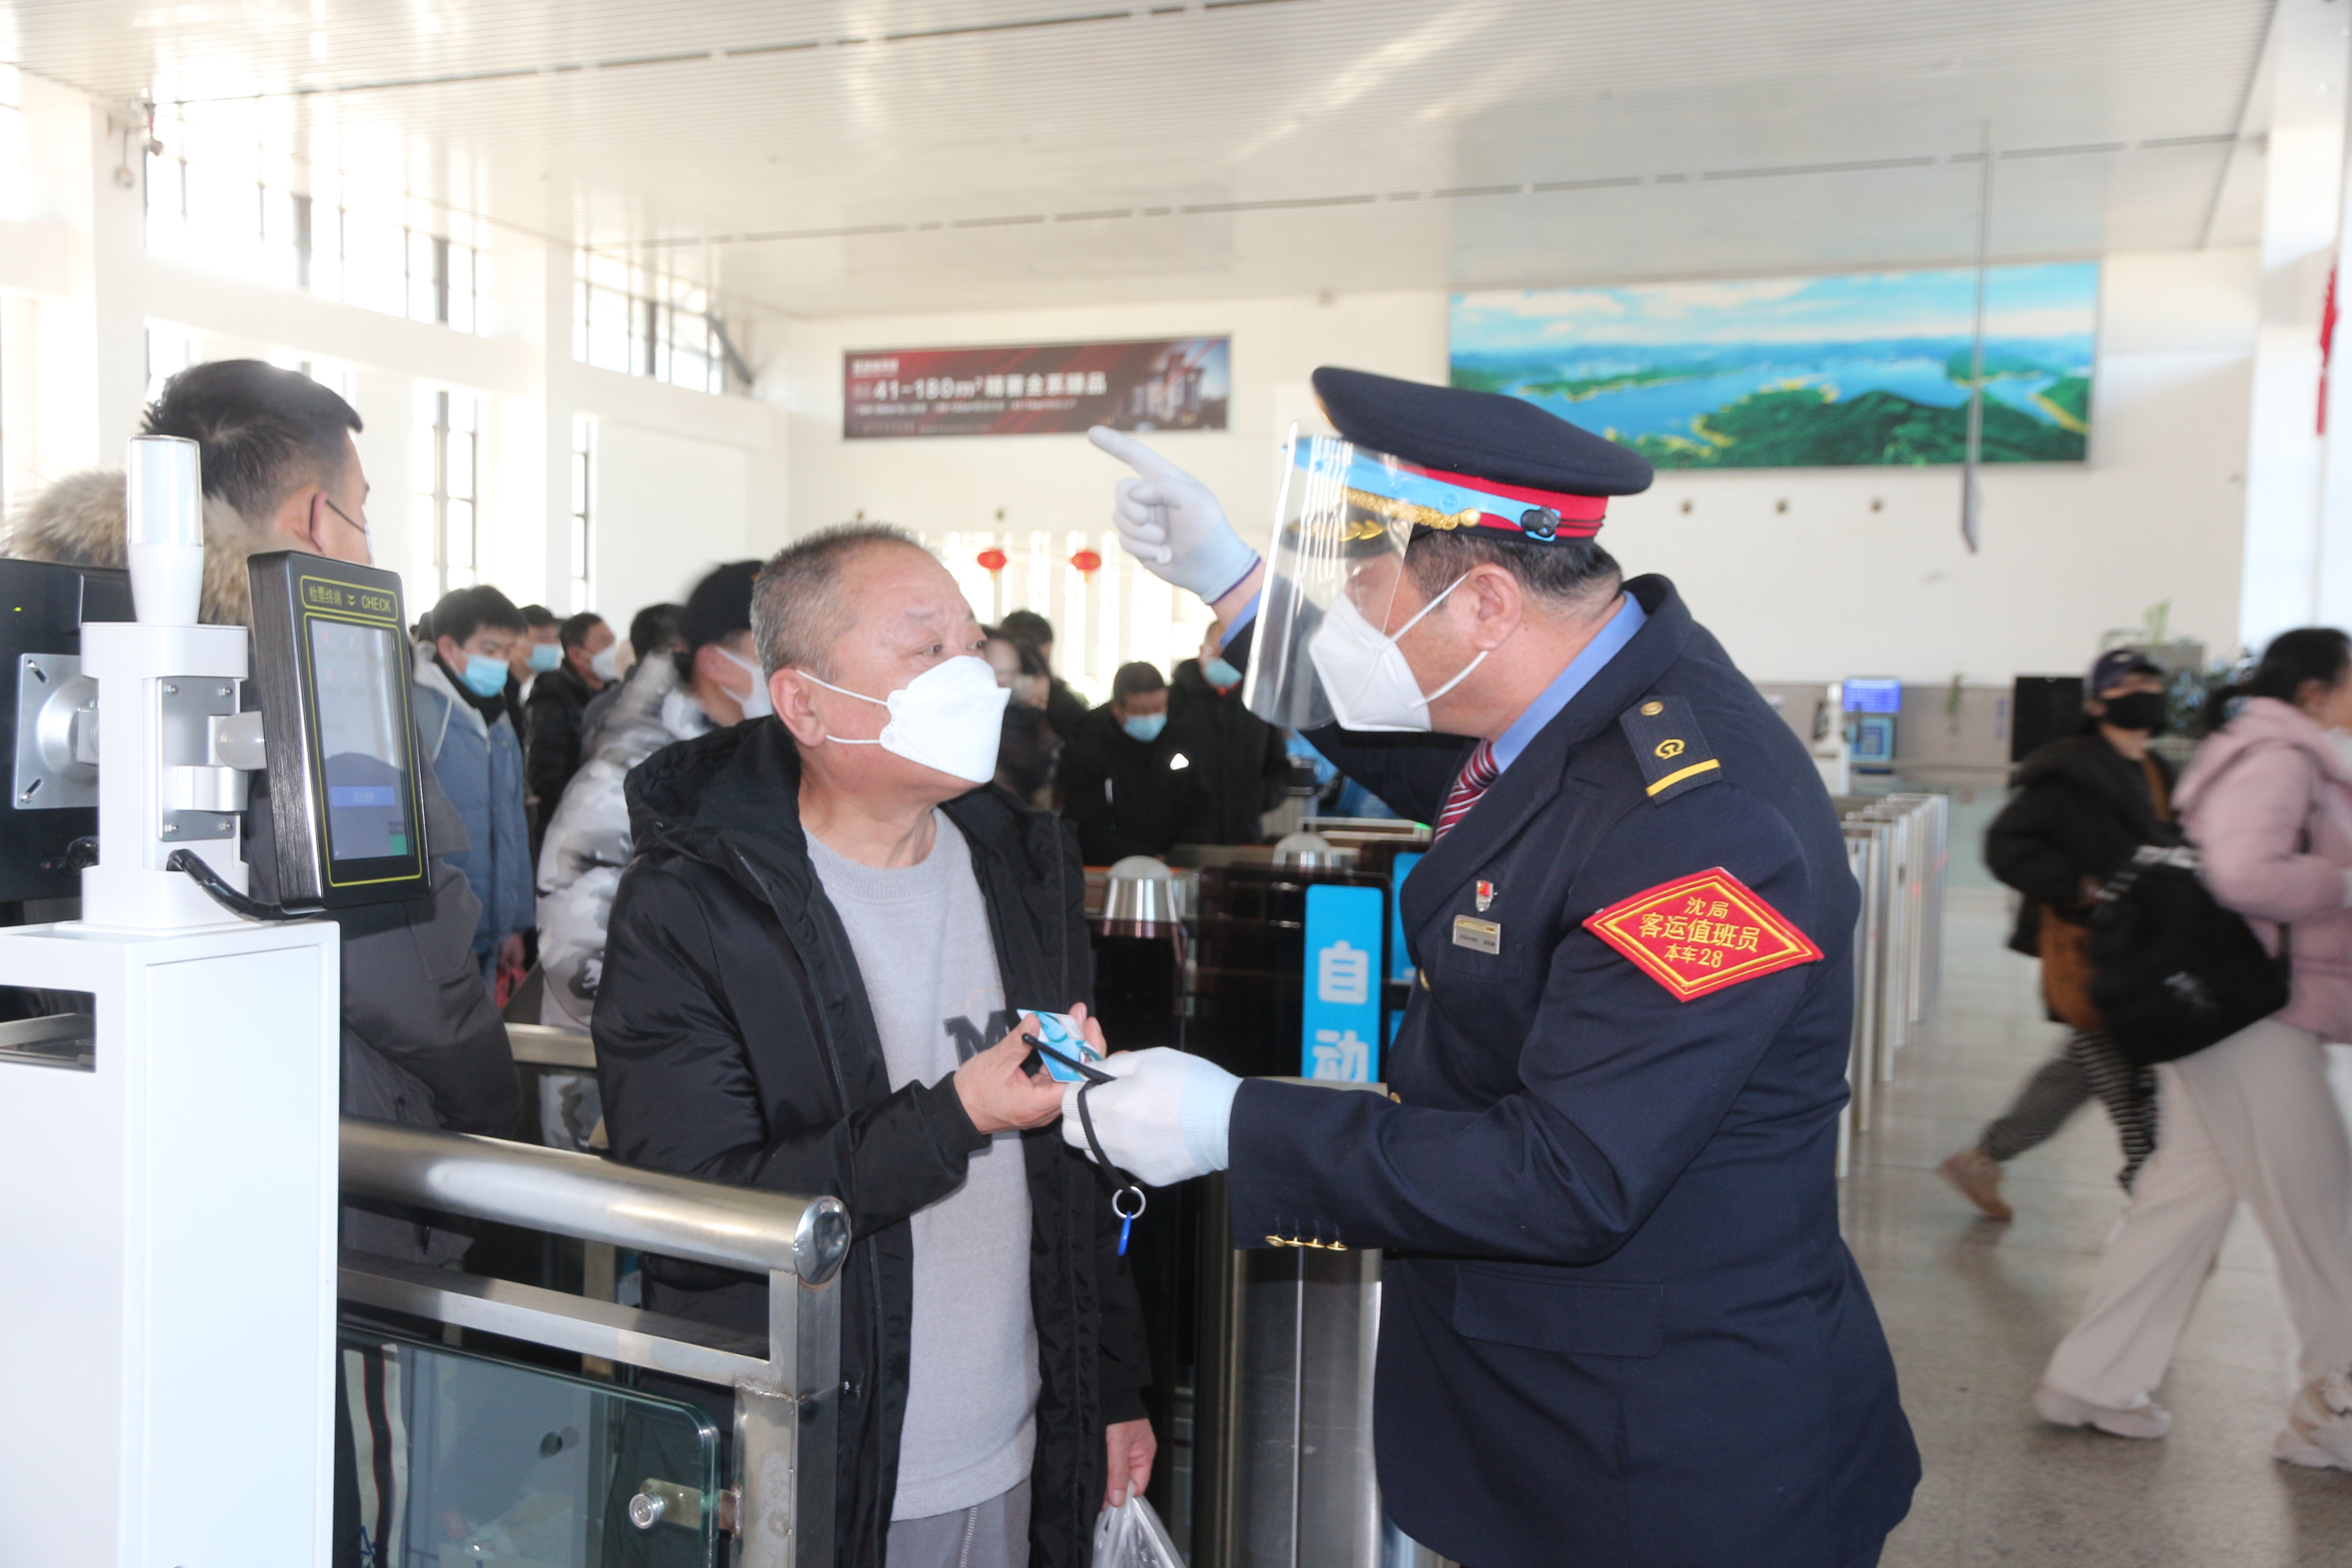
[{"left": 1028, "top": 1035, "right": 1148, "bottom": 1255}]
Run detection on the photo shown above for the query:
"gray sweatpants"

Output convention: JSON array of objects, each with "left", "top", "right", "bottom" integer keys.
[{"left": 887, "top": 1483, "right": 1030, "bottom": 1568}]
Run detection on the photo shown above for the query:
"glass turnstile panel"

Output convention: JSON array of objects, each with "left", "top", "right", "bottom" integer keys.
[{"left": 338, "top": 1328, "right": 723, "bottom": 1567}]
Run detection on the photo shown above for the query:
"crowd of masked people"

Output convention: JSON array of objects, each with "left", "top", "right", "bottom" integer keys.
[{"left": 977, "top": 608, "right": 1294, "bottom": 864}]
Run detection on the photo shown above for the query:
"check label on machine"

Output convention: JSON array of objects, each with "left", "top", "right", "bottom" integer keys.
[
  {"left": 1583, "top": 867, "right": 1820, "bottom": 1001},
  {"left": 1451, "top": 916, "right": 1502, "bottom": 954}
]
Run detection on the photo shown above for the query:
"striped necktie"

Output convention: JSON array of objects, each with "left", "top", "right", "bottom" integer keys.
[{"left": 1433, "top": 740, "right": 1499, "bottom": 841}]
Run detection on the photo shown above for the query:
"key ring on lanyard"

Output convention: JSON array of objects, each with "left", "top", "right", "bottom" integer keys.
[{"left": 1029, "top": 1034, "right": 1149, "bottom": 1256}]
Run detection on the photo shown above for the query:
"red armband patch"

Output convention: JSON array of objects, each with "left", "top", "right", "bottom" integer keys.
[{"left": 1582, "top": 867, "right": 1823, "bottom": 1001}]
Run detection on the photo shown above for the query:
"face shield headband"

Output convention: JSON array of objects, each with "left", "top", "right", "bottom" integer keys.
[{"left": 1292, "top": 442, "right": 1610, "bottom": 544}]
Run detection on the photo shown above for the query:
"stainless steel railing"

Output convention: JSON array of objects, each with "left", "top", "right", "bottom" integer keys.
[{"left": 338, "top": 1118, "right": 848, "bottom": 1568}]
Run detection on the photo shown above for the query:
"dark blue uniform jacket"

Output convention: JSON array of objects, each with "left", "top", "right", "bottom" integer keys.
[{"left": 1229, "top": 575, "right": 1919, "bottom": 1568}]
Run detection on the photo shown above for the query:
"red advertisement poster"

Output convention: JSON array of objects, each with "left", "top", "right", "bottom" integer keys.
[{"left": 844, "top": 336, "right": 1230, "bottom": 439}]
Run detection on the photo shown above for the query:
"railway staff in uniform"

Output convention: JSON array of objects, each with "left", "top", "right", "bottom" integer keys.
[{"left": 1072, "top": 368, "right": 1919, "bottom": 1568}]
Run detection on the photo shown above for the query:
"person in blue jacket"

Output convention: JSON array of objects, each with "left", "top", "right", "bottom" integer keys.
[
  {"left": 1069, "top": 369, "right": 1919, "bottom": 1568},
  {"left": 413, "top": 583, "right": 537, "bottom": 990}
]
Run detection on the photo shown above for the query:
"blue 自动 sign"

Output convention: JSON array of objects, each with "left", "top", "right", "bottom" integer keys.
[{"left": 1302, "top": 883, "right": 1385, "bottom": 1083}]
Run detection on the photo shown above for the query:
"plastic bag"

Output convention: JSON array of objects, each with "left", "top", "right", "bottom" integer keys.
[{"left": 1091, "top": 1493, "right": 1183, "bottom": 1568}]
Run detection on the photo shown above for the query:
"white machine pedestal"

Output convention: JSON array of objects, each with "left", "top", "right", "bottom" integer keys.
[{"left": 0, "top": 916, "right": 339, "bottom": 1566}]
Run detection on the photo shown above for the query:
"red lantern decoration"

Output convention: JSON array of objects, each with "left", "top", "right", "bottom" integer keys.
[
  {"left": 1070, "top": 549, "right": 1103, "bottom": 577},
  {"left": 977, "top": 547, "right": 1008, "bottom": 574}
]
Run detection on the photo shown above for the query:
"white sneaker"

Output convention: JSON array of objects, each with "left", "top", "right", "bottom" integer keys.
[
  {"left": 2279, "top": 1371, "right": 2352, "bottom": 1469},
  {"left": 2034, "top": 1385, "right": 2172, "bottom": 1440}
]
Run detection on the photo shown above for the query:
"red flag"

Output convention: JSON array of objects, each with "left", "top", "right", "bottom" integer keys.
[{"left": 2323, "top": 263, "right": 2339, "bottom": 436}]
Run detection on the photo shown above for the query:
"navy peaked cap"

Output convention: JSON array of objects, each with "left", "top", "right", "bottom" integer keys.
[{"left": 1312, "top": 366, "right": 1655, "bottom": 499}]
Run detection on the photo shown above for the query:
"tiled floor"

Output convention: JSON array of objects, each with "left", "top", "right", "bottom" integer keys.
[{"left": 1858, "top": 887, "right": 2352, "bottom": 1566}]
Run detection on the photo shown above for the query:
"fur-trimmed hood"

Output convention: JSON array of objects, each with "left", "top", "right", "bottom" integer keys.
[{"left": 2, "top": 466, "right": 274, "bottom": 627}]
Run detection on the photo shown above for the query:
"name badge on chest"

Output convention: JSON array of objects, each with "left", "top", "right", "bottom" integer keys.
[{"left": 1452, "top": 915, "right": 1502, "bottom": 955}]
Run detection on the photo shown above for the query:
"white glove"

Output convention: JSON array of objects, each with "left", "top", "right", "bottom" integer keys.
[
  {"left": 1059, "top": 1047, "right": 1241, "bottom": 1187},
  {"left": 1087, "top": 426, "right": 1260, "bottom": 603}
]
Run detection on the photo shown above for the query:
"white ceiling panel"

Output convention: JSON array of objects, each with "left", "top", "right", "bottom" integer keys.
[{"left": 1, "top": 0, "right": 2276, "bottom": 318}]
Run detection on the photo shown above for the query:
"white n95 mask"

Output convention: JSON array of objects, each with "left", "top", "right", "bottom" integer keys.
[
  {"left": 715, "top": 646, "right": 775, "bottom": 720},
  {"left": 1305, "top": 574, "right": 1487, "bottom": 732},
  {"left": 799, "top": 655, "right": 1009, "bottom": 784}
]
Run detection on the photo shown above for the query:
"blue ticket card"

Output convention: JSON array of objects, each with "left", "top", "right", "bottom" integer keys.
[{"left": 1026, "top": 1010, "right": 1101, "bottom": 1083}]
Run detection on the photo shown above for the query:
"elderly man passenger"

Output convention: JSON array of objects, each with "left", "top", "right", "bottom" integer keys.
[{"left": 594, "top": 524, "right": 1154, "bottom": 1568}]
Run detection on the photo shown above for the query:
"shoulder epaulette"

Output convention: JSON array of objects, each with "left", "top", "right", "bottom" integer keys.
[{"left": 1618, "top": 695, "right": 1721, "bottom": 805}]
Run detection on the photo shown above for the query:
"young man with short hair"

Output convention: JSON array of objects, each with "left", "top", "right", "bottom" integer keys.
[{"left": 415, "top": 584, "right": 537, "bottom": 990}]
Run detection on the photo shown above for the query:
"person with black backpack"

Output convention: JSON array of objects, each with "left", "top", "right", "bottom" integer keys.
[
  {"left": 1940, "top": 650, "right": 2178, "bottom": 1219},
  {"left": 2037, "top": 628, "right": 2352, "bottom": 1465}
]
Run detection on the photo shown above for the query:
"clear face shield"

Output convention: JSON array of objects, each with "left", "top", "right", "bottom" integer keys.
[{"left": 1243, "top": 429, "right": 1539, "bottom": 733}]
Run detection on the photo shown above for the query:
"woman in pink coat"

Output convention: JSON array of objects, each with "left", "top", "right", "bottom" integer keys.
[{"left": 2038, "top": 627, "right": 2352, "bottom": 1465}]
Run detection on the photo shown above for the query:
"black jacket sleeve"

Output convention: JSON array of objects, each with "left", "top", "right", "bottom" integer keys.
[
  {"left": 1982, "top": 778, "right": 2094, "bottom": 911},
  {"left": 594, "top": 861, "right": 992, "bottom": 1240}
]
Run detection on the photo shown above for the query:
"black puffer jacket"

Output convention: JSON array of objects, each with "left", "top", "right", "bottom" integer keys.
[
  {"left": 594, "top": 718, "right": 1149, "bottom": 1568},
  {"left": 1984, "top": 732, "right": 2179, "bottom": 956}
]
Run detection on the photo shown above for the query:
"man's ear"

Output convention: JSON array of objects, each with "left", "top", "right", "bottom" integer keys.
[
  {"left": 269, "top": 485, "right": 323, "bottom": 552},
  {"left": 773, "top": 668, "right": 826, "bottom": 747},
  {"left": 1461, "top": 562, "right": 1524, "bottom": 652}
]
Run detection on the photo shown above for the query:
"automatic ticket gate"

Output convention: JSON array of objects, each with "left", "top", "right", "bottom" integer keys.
[{"left": 1088, "top": 837, "right": 1447, "bottom": 1568}]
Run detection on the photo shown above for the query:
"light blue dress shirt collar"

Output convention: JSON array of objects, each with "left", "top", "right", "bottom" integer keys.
[{"left": 1490, "top": 593, "right": 1647, "bottom": 775}]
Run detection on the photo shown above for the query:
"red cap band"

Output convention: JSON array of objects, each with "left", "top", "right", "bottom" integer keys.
[{"left": 1409, "top": 461, "right": 1609, "bottom": 539}]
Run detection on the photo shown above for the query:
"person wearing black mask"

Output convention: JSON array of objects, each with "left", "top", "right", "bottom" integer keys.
[
  {"left": 1000, "top": 608, "right": 1091, "bottom": 741},
  {"left": 1942, "top": 650, "right": 2179, "bottom": 1220}
]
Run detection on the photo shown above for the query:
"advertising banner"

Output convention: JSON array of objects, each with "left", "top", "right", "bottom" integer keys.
[{"left": 844, "top": 336, "right": 1230, "bottom": 439}]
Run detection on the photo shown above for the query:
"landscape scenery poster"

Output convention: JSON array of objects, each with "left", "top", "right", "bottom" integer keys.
[{"left": 1449, "top": 263, "right": 2097, "bottom": 469}]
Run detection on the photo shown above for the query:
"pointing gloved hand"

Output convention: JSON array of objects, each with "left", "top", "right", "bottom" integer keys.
[
  {"left": 1059, "top": 1047, "right": 1243, "bottom": 1188},
  {"left": 1087, "top": 426, "right": 1260, "bottom": 603}
]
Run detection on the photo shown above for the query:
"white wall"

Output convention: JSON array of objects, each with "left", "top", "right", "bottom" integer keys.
[
  {"left": 591, "top": 422, "right": 752, "bottom": 635},
  {"left": 775, "top": 249, "right": 2258, "bottom": 687}
]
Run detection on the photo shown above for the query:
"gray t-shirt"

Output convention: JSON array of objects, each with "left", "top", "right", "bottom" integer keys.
[{"left": 807, "top": 813, "right": 1040, "bottom": 1521}]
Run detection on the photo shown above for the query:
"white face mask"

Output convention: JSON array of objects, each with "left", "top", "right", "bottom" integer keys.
[
  {"left": 1306, "top": 573, "right": 1488, "bottom": 732},
  {"left": 715, "top": 646, "right": 774, "bottom": 720},
  {"left": 798, "top": 655, "right": 1010, "bottom": 784},
  {"left": 589, "top": 642, "right": 619, "bottom": 681}
]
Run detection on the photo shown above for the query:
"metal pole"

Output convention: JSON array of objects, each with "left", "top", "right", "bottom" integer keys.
[
  {"left": 1962, "top": 120, "right": 1993, "bottom": 553},
  {"left": 739, "top": 1265, "right": 841, "bottom": 1568}
]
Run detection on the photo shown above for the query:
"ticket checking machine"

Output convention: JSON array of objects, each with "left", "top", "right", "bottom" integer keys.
[{"left": 0, "top": 438, "right": 425, "bottom": 1567}]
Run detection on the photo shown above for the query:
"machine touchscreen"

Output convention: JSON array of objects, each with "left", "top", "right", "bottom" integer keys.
[
  {"left": 247, "top": 552, "right": 429, "bottom": 908},
  {"left": 309, "top": 619, "right": 412, "bottom": 864}
]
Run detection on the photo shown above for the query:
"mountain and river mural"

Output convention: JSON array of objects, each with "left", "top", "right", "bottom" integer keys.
[{"left": 1449, "top": 263, "right": 2097, "bottom": 468}]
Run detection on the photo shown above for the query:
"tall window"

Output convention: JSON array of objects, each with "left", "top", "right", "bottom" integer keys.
[
  {"left": 569, "top": 416, "right": 596, "bottom": 613},
  {"left": 573, "top": 252, "right": 729, "bottom": 394},
  {"left": 145, "top": 324, "right": 202, "bottom": 405},
  {"left": 412, "top": 388, "right": 479, "bottom": 597},
  {"left": 144, "top": 116, "right": 485, "bottom": 333},
  {"left": 0, "top": 65, "right": 24, "bottom": 224}
]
